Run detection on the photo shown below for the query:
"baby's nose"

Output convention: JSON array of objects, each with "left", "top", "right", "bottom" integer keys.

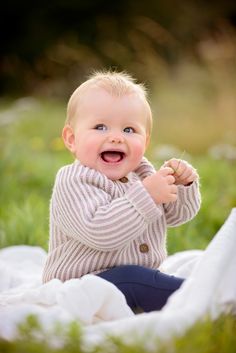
[{"left": 108, "top": 134, "right": 124, "bottom": 144}]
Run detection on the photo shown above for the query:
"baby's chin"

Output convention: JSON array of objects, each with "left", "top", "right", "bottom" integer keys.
[
  {"left": 102, "top": 172, "right": 128, "bottom": 181},
  {"left": 97, "top": 167, "right": 130, "bottom": 181}
]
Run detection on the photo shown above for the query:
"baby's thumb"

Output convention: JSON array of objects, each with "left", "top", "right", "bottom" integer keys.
[{"left": 159, "top": 166, "right": 175, "bottom": 176}]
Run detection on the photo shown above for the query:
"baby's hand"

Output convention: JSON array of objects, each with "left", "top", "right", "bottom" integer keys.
[
  {"left": 142, "top": 167, "right": 178, "bottom": 204},
  {"left": 164, "top": 159, "right": 198, "bottom": 186}
]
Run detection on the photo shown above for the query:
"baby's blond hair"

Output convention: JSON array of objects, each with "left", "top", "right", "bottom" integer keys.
[{"left": 66, "top": 70, "right": 152, "bottom": 134}]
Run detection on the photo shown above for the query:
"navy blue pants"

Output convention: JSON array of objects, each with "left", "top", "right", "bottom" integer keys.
[{"left": 97, "top": 265, "right": 184, "bottom": 312}]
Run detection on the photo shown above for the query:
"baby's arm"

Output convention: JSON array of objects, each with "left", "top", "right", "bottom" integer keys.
[
  {"left": 162, "top": 159, "right": 201, "bottom": 226},
  {"left": 52, "top": 165, "right": 163, "bottom": 252},
  {"left": 163, "top": 180, "right": 201, "bottom": 226},
  {"left": 140, "top": 158, "right": 201, "bottom": 226}
]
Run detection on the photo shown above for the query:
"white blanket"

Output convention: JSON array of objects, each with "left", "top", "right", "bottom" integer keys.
[{"left": 0, "top": 208, "right": 235, "bottom": 345}]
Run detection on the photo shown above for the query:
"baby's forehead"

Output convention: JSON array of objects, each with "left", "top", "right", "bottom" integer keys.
[
  {"left": 81, "top": 82, "right": 137, "bottom": 96},
  {"left": 76, "top": 85, "right": 145, "bottom": 107}
]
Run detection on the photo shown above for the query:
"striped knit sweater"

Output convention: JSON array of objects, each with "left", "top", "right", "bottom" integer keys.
[{"left": 42, "top": 157, "right": 201, "bottom": 283}]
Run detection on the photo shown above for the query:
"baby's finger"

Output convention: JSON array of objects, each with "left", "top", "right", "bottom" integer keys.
[
  {"left": 166, "top": 175, "right": 176, "bottom": 185},
  {"left": 174, "top": 160, "right": 190, "bottom": 175},
  {"left": 164, "top": 159, "right": 180, "bottom": 172},
  {"left": 159, "top": 167, "right": 175, "bottom": 176},
  {"left": 177, "top": 166, "right": 192, "bottom": 180},
  {"left": 182, "top": 171, "right": 198, "bottom": 185}
]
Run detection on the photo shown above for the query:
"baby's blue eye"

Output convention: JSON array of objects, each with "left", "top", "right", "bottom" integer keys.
[
  {"left": 124, "top": 127, "right": 135, "bottom": 134},
  {"left": 94, "top": 124, "right": 107, "bottom": 131}
]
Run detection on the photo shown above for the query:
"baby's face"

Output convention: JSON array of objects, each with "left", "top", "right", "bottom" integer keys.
[{"left": 64, "top": 87, "right": 149, "bottom": 180}]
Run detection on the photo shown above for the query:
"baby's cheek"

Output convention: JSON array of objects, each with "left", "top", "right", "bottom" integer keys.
[{"left": 131, "top": 140, "right": 146, "bottom": 160}]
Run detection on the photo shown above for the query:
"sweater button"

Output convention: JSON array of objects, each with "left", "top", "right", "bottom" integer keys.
[
  {"left": 119, "top": 176, "right": 129, "bottom": 183},
  {"left": 139, "top": 243, "right": 149, "bottom": 253}
]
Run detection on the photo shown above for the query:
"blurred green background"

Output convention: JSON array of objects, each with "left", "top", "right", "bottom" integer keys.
[{"left": 0, "top": 0, "right": 236, "bottom": 251}]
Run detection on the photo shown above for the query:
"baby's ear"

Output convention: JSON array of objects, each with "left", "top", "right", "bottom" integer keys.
[{"left": 62, "top": 124, "right": 76, "bottom": 153}]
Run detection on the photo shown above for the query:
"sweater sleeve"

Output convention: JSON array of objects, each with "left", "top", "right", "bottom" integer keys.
[
  {"left": 51, "top": 164, "right": 162, "bottom": 251},
  {"left": 163, "top": 179, "right": 201, "bottom": 227},
  {"left": 134, "top": 156, "right": 156, "bottom": 180}
]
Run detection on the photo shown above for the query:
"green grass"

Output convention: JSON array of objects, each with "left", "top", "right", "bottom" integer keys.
[
  {"left": 0, "top": 314, "right": 235, "bottom": 353},
  {"left": 0, "top": 71, "right": 236, "bottom": 352}
]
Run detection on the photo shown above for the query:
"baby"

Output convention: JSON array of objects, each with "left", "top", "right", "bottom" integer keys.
[{"left": 43, "top": 71, "right": 201, "bottom": 312}]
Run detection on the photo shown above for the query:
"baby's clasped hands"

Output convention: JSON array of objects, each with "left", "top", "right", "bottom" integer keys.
[
  {"left": 163, "top": 159, "right": 198, "bottom": 186},
  {"left": 142, "top": 159, "right": 198, "bottom": 205}
]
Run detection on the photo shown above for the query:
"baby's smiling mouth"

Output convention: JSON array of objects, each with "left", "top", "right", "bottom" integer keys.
[{"left": 101, "top": 151, "right": 125, "bottom": 163}]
